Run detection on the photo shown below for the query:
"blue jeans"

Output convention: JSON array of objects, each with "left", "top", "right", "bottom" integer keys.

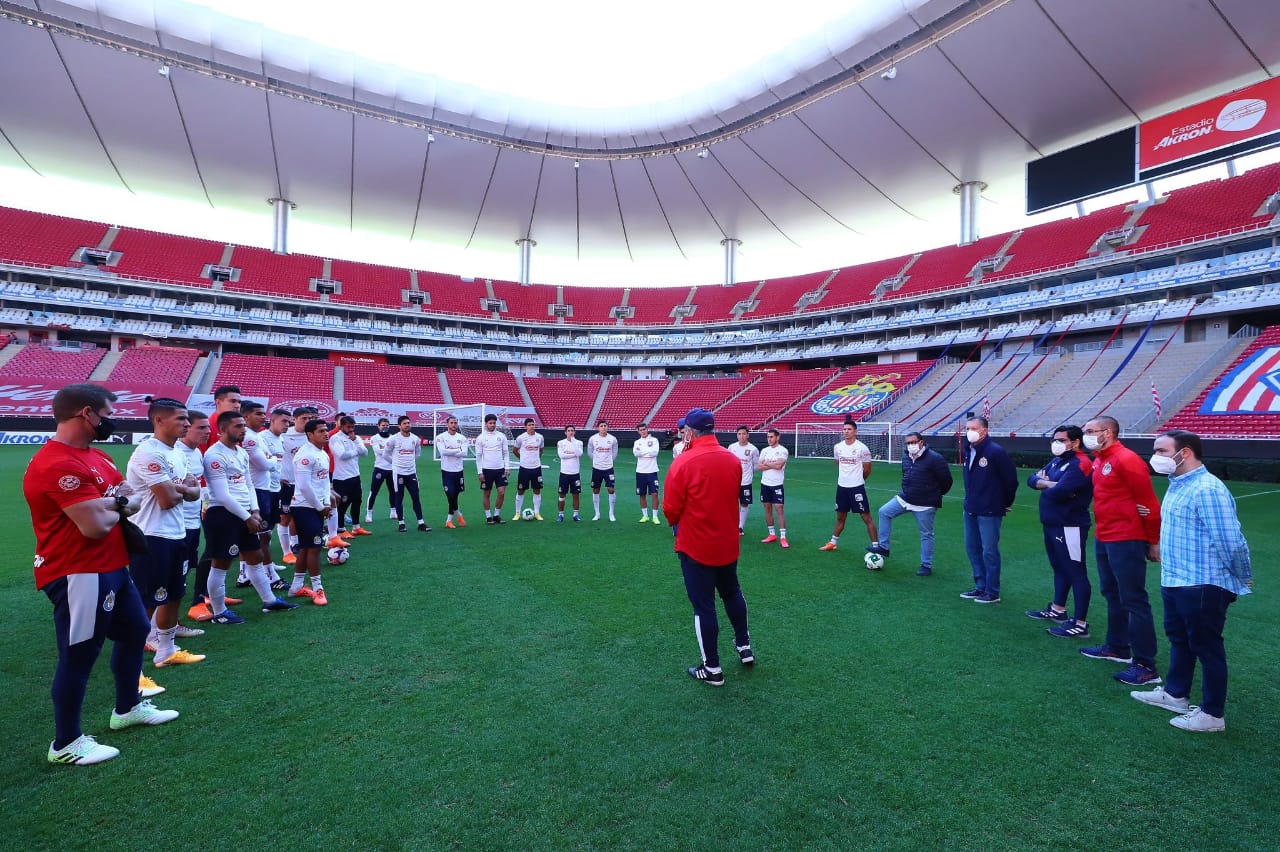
[
  {"left": 1162, "top": 585, "right": 1236, "bottom": 718},
  {"left": 877, "top": 499, "right": 937, "bottom": 567},
  {"left": 963, "top": 513, "right": 1003, "bottom": 595},
  {"left": 1095, "top": 539, "right": 1158, "bottom": 669}
]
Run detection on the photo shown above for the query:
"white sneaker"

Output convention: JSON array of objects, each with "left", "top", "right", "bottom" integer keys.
[
  {"left": 592, "top": 514, "right": 601, "bottom": 521},
  {"left": 109, "top": 699, "right": 180, "bottom": 730},
  {"left": 1170, "top": 708, "right": 1225, "bottom": 732},
  {"left": 364, "top": 513, "right": 373, "bottom": 524},
  {"left": 609, "top": 513, "right": 616, "bottom": 522},
  {"left": 1130, "top": 687, "right": 1193, "bottom": 713},
  {"left": 174, "top": 624, "right": 205, "bottom": 638},
  {"left": 48, "top": 734, "right": 119, "bottom": 765}
]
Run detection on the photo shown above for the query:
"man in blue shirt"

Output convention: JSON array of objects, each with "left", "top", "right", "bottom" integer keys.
[
  {"left": 959, "top": 417, "right": 1018, "bottom": 604},
  {"left": 1130, "top": 430, "right": 1252, "bottom": 733}
]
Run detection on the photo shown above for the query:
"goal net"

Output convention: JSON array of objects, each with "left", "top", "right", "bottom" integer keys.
[
  {"left": 794, "top": 421, "right": 895, "bottom": 463},
  {"left": 429, "top": 403, "right": 515, "bottom": 462}
]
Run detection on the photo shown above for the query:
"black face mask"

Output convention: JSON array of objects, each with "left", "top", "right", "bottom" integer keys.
[
  {"left": 378, "top": 428, "right": 391, "bottom": 438},
  {"left": 89, "top": 412, "right": 116, "bottom": 441}
]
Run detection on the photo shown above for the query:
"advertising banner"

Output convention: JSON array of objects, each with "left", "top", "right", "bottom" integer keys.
[
  {"left": 1140, "top": 77, "right": 1280, "bottom": 172},
  {"left": 0, "top": 379, "right": 193, "bottom": 419}
]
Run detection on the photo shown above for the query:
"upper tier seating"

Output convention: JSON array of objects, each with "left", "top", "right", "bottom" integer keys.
[
  {"left": 649, "top": 376, "right": 752, "bottom": 428},
  {"left": 751, "top": 271, "right": 832, "bottom": 318},
  {"left": 893, "top": 234, "right": 1011, "bottom": 300},
  {"left": 565, "top": 287, "right": 624, "bottom": 324},
  {"left": 0, "top": 208, "right": 109, "bottom": 268},
  {"left": 0, "top": 343, "right": 105, "bottom": 381},
  {"left": 595, "top": 379, "right": 670, "bottom": 426},
  {"left": 712, "top": 368, "right": 840, "bottom": 430},
  {"left": 822, "top": 257, "right": 913, "bottom": 309},
  {"left": 328, "top": 259, "right": 412, "bottom": 309},
  {"left": 107, "top": 346, "right": 200, "bottom": 386},
  {"left": 224, "top": 247, "right": 323, "bottom": 299},
  {"left": 444, "top": 368, "right": 526, "bottom": 406},
  {"left": 1160, "top": 325, "right": 1280, "bottom": 438},
  {"left": 214, "top": 353, "right": 334, "bottom": 400},
  {"left": 342, "top": 362, "right": 445, "bottom": 405},
  {"left": 524, "top": 376, "right": 604, "bottom": 428},
  {"left": 1132, "top": 162, "right": 1280, "bottom": 248},
  {"left": 111, "top": 228, "right": 224, "bottom": 286},
  {"left": 623, "top": 286, "right": 691, "bottom": 325},
  {"left": 686, "top": 285, "right": 754, "bottom": 323},
  {"left": 490, "top": 281, "right": 561, "bottom": 323},
  {"left": 417, "top": 273, "right": 492, "bottom": 318},
  {"left": 995, "top": 204, "right": 1133, "bottom": 279}
]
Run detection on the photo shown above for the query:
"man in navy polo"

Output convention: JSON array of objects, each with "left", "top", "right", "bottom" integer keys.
[{"left": 959, "top": 416, "right": 1018, "bottom": 604}]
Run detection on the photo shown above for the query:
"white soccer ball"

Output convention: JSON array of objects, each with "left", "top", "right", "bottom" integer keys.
[
  {"left": 326, "top": 546, "right": 350, "bottom": 565},
  {"left": 864, "top": 552, "right": 885, "bottom": 571},
  {"left": 522, "top": 507, "right": 536, "bottom": 520}
]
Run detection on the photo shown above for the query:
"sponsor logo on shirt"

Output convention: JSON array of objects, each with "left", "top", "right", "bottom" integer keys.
[{"left": 147, "top": 462, "right": 163, "bottom": 473}]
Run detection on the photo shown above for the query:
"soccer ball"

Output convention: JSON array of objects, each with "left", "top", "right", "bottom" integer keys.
[
  {"left": 863, "top": 552, "right": 885, "bottom": 571},
  {"left": 326, "top": 546, "right": 350, "bottom": 565},
  {"left": 522, "top": 507, "right": 536, "bottom": 521}
]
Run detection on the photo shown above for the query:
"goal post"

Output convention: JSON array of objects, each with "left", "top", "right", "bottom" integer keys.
[
  {"left": 795, "top": 421, "right": 895, "bottom": 463},
  {"left": 428, "top": 403, "right": 515, "bottom": 461}
]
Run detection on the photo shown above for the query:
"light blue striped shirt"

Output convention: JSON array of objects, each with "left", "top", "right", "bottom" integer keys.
[{"left": 1159, "top": 465, "right": 1252, "bottom": 595}]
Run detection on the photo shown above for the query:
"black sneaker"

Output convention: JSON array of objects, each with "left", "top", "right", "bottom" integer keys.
[
  {"left": 235, "top": 578, "right": 252, "bottom": 588},
  {"left": 1026, "top": 604, "right": 1070, "bottom": 622},
  {"left": 959, "top": 588, "right": 983, "bottom": 599},
  {"left": 1114, "top": 663, "right": 1162, "bottom": 686},
  {"left": 686, "top": 665, "right": 724, "bottom": 686},
  {"left": 974, "top": 592, "right": 1002, "bottom": 604},
  {"left": 1047, "top": 619, "right": 1090, "bottom": 639},
  {"left": 866, "top": 543, "right": 891, "bottom": 557},
  {"left": 270, "top": 578, "right": 288, "bottom": 592},
  {"left": 493, "top": 515, "right": 504, "bottom": 525},
  {"left": 736, "top": 645, "right": 755, "bottom": 666},
  {"left": 916, "top": 565, "right": 932, "bottom": 577},
  {"left": 1080, "top": 645, "right": 1133, "bottom": 664},
  {"left": 485, "top": 516, "right": 495, "bottom": 525},
  {"left": 398, "top": 522, "right": 407, "bottom": 533},
  {"left": 418, "top": 522, "right": 431, "bottom": 533}
]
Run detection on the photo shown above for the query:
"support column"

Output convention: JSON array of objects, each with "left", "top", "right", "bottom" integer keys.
[
  {"left": 721, "top": 238, "right": 741, "bottom": 287},
  {"left": 952, "top": 182, "right": 986, "bottom": 246},
  {"left": 515, "top": 237, "right": 536, "bottom": 286},
  {"left": 267, "top": 198, "right": 296, "bottom": 255}
]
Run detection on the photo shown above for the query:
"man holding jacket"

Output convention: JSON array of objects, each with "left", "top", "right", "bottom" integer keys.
[{"left": 867, "top": 432, "right": 952, "bottom": 576}]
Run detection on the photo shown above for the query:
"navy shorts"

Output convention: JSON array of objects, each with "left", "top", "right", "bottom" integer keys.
[
  {"left": 333, "top": 476, "right": 361, "bottom": 504},
  {"left": 591, "top": 468, "right": 615, "bottom": 490},
  {"left": 517, "top": 467, "right": 543, "bottom": 492},
  {"left": 480, "top": 468, "right": 508, "bottom": 491},
  {"left": 184, "top": 526, "right": 201, "bottom": 570},
  {"left": 761, "top": 484, "right": 785, "bottom": 504},
  {"left": 128, "top": 535, "right": 188, "bottom": 608},
  {"left": 256, "top": 488, "right": 282, "bottom": 527},
  {"left": 442, "top": 470, "right": 465, "bottom": 496},
  {"left": 635, "top": 472, "right": 659, "bottom": 496},
  {"left": 558, "top": 473, "right": 581, "bottom": 495},
  {"left": 44, "top": 566, "right": 147, "bottom": 650},
  {"left": 739, "top": 484, "right": 754, "bottom": 506},
  {"left": 836, "top": 485, "right": 870, "bottom": 515},
  {"left": 279, "top": 481, "right": 295, "bottom": 515},
  {"left": 291, "top": 506, "right": 325, "bottom": 550},
  {"left": 203, "top": 505, "right": 262, "bottom": 560}
]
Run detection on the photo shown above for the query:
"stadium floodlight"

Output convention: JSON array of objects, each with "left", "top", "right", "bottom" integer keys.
[{"left": 795, "top": 421, "right": 895, "bottom": 463}]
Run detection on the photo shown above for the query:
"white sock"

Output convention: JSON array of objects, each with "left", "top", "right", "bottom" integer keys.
[
  {"left": 642, "top": 507, "right": 649, "bottom": 519},
  {"left": 208, "top": 567, "right": 228, "bottom": 615},
  {"left": 768, "top": 526, "right": 775, "bottom": 535},
  {"left": 780, "top": 528, "right": 787, "bottom": 538},
  {"left": 290, "top": 534, "right": 299, "bottom": 550},
  {"left": 830, "top": 535, "right": 839, "bottom": 545},
  {"left": 236, "top": 564, "right": 249, "bottom": 584},
  {"left": 269, "top": 563, "right": 283, "bottom": 581},
  {"left": 311, "top": 574, "right": 323, "bottom": 591},
  {"left": 277, "top": 526, "right": 293, "bottom": 556},
  {"left": 592, "top": 493, "right": 601, "bottom": 514},
  {"left": 327, "top": 512, "right": 339, "bottom": 537},
  {"left": 514, "top": 495, "right": 524, "bottom": 514},
  {"left": 533, "top": 494, "right": 542, "bottom": 514},
  {"left": 739, "top": 507, "right": 748, "bottom": 529},
  {"left": 608, "top": 493, "right": 616, "bottom": 515},
  {"left": 248, "top": 563, "right": 275, "bottom": 604},
  {"left": 290, "top": 571, "right": 306, "bottom": 595},
  {"left": 154, "top": 626, "right": 178, "bottom": 662},
  {"left": 485, "top": 508, "right": 493, "bottom": 518}
]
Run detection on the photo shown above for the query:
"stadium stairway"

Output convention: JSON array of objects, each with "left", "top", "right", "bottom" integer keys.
[
  {"left": 0, "top": 339, "right": 22, "bottom": 372},
  {"left": 586, "top": 379, "right": 609, "bottom": 427},
  {"left": 89, "top": 349, "right": 123, "bottom": 380}
]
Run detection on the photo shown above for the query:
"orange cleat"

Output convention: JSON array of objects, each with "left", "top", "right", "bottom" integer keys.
[
  {"left": 283, "top": 553, "right": 297, "bottom": 565},
  {"left": 350, "top": 526, "right": 373, "bottom": 536},
  {"left": 818, "top": 542, "right": 838, "bottom": 552},
  {"left": 155, "top": 649, "right": 206, "bottom": 668},
  {"left": 187, "top": 602, "right": 213, "bottom": 622},
  {"left": 445, "top": 520, "right": 456, "bottom": 529},
  {"left": 326, "top": 536, "right": 348, "bottom": 548},
  {"left": 455, "top": 513, "right": 467, "bottom": 528},
  {"left": 290, "top": 586, "right": 315, "bottom": 599},
  {"left": 224, "top": 596, "right": 243, "bottom": 606},
  {"left": 312, "top": 588, "right": 329, "bottom": 606},
  {"left": 780, "top": 538, "right": 790, "bottom": 549},
  {"left": 761, "top": 534, "right": 778, "bottom": 544}
]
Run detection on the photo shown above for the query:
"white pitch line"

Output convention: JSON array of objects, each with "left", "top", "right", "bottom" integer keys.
[{"left": 1234, "top": 488, "right": 1280, "bottom": 500}]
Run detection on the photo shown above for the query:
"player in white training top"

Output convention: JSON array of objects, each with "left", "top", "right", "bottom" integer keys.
[
  {"left": 511, "top": 418, "right": 545, "bottom": 521},
  {"left": 289, "top": 419, "right": 337, "bottom": 605},
  {"left": 474, "top": 413, "right": 510, "bottom": 524},
  {"left": 330, "top": 415, "right": 371, "bottom": 539},
  {"left": 240, "top": 402, "right": 288, "bottom": 592},
  {"left": 727, "top": 426, "right": 761, "bottom": 536},
  {"left": 556, "top": 425, "right": 584, "bottom": 522},
  {"left": 632, "top": 422, "right": 662, "bottom": 525},
  {"left": 435, "top": 415, "right": 469, "bottom": 528},
  {"left": 365, "top": 417, "right": 395, "bottom": 524},
  {"left": 278, "top": 406, "right": 317, "bottom": 566},
  {"left": 758, "top": 428, "right": 790, "bottom": 548},
  {"left": 586, "top": 420, "right": 619, "bottom": 522},
  {"left": 387, "top": 415, "right": 429, "bottom": 532},
  {"left": 821, "top": 420, "right": 877, "bottom": 551},
  {"left": 671, "top": 417, "right": 689, "bottom": 459}
]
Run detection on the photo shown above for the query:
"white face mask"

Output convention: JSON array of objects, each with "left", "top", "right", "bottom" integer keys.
[
  {"left": 1082, "top": 434, "right": 1101, "bottom": 451},
  {"left": 906, "top": 443, "right": 922, "bottom": 457},
  {"left": 1150, "top": 453, "right": 1179, "bottom": 475},
  {"left": 1050, "top": 440, "right": 1067, "bottom": 457},
  {"left": 965, "top": 429, "right": 981, "bottom": 444}
]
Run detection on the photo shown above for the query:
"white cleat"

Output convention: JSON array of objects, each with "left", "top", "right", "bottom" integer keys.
[
  {"left": 592, "top": 514, "right": 601, "bottom": 522},
  {"left": 609, "top": 514, "right": 616, "bottom": 522}
]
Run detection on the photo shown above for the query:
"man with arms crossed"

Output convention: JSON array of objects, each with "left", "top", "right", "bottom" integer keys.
[
  {"left": 512, "top": 418, "right": 545, "bottom": 521},
  {"left": 330, "top": 415, "right": 372, "bottom": 537},
  {"left": 727, "top": 426, "right": 760, "bottom": 536},
  {"left": 557, "top": 425, "right": 584, "bottom": 522},
  {"left": 25, "top": 383, "right": 178, "bottom": 765},
  {"left": 587, "top": 420, "right": 619, "bottom": 522},
  {"left": 178, "top": 411, "right": 213, "bottom": 637},
  {"left": 1131, "top": 430, "right": 1252, "bottom": 731},
  {"left": 365, "top": 417, "right": 395, "bottom": 523},
  {"left": 758, "top": 428, "right": 789, "bottom": 548},
  {"left": 435, "top": 415, "right": 470, "bottom": 528},
  {"left": 290, "top": 419, "right": 338, "bottom": 605},
  {"left": 241, "top": 402, "right": 288, "bottom": 591},
  {"left": 633, "top": 422, "right": 661, "bottom": 525},
  {"left": 820, "top": 421, "right": 876, "bottom": 552},
  {"left": 277, "top": 406, "right": 317, "bottom": 563},
  {"left": 474, "top": 413, "right": 510, "bottom": 524},
  {"left": 664, "top": 408, "right": 754, "bottom": 687}
]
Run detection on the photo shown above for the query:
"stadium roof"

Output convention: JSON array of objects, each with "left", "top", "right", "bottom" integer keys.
[{"left": 0, "top": 0, "right": 1276, "bottom": 285}]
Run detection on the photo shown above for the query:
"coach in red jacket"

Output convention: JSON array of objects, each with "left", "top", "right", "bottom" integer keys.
[
  {"left": 663, "top": 407, "right": 753, "bottom": 687},
  {"left": 1079, "top": 415, "right": 1163, "bottom": 688}
]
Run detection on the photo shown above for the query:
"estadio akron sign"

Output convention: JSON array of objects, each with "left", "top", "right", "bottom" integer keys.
[{"left": 1140, "top": 77, "right": 1280, "bottom": 172}]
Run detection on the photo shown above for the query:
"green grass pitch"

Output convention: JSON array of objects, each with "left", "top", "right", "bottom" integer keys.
[{"left": 1, "top": 444, "right": 1277, "bottom": 850}]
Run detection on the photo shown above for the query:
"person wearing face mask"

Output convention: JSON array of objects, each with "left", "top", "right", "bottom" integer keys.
[
  {"left": 1078, "top": 415, "right": 1163, "bottom": 688},
  {"left": 1026, "top": 425, "right": 1094, "bottom": 637},
  {"left": 1129, "top": 430, "right": 1251, "bottom": 732},
  {"left": 365, "top": 418, "right": 395, "bottom": 525},
  {"left": 867, "top": 432, "right": 952, "bottom": 576},
  {"left": 958, "top": 417, "right": 1018, "bottom": 603}
]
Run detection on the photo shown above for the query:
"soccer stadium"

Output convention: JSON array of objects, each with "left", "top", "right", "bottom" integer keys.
[{"left": 2, "top": 1, "right": 1278, "bottom": 848}]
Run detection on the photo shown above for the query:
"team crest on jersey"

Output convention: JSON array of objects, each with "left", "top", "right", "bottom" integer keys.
[
  {"left": 210, "top": 460, "right": 222, "bottom": 470},
  {"left": 147, "top": 461, "right": 163, "bottom": 473},
  {"left": 58, "top": 475, "right": 81, "bottom": 491},
  {"left": 313, "top": 535, "right": 324, "bottom": 545},
  {"left": 155, "top": 586, "right": 168, "bottom": 602},
  {"left": 229, "top": 545, "right": 240, "bottom": 556},
  {"left": 103, "top": 590, "right": 115, "bottom": 612},
  {"left": 299, "top": 458, "right": 310, "bottom": 467},
  {"left": 810, "top": 374, "right": 900, "bottom": 416},
  {"left": 978, "top": 458, "right": 988, "bottom": 468},
  {"left": 1102, "top": 462, "right": 1113, "bottom": 475}
]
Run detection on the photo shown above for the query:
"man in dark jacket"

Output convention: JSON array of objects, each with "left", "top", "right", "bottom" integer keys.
[
  {"left": 867, "top": 432, "right": 952, "bottom": 576},
  {"left": 960, "top": 416, "right": 1018, "bottom": 603},
  {"left": 1026, "top": 425, "right": 1094, "bottom": 637}
]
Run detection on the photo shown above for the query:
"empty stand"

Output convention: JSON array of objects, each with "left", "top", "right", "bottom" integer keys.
[
  {"left": 566, "top": 287, "right": 625, "bottom": 324},
  {"left": 1133, "top": 162, "right": 1280, "bottom": 248},
  {"left": 823, "top": 257, "right": 913, "bottom": 309},
  {"left": 416, "top": 273, "right": 493, "bottom": 318},
  {"left": 0, "top": 208, "right": 110, "bottom": 267},
  {"left": 892, "top": 235, "right": 1010, "bottom": 300},
  {"left": 107, "top": 346, "right": 200, "bottom": 386},
  {"left": 751, "top": 271, "right": 832, "bottom": 318},
  {"left": 995, "top": 204, "right": 1132, "bottom": 279},
  {"left": 685, "top": 285, "right": 754, "bottom": 324},
  {"left": 224, "top": 247, "right": 323, "bottom": 298},
  {"left": 111, "top": 228, "right": 223, "bottom": 286},
  {"left": 596, "top": 379, "right": 669, "bottom": 426},
  {"left": 0, "top": 343, "right": 105, "bottom": 381},
  {"left": 1162, "top": 326, "right": 1280, "bottom": 437},
  {"left": 444, "top": 368, "right": 526, "bottom": 406},
  {"left": 214, "top": 353, "right": 334, "bottom": 400},
  {"left": 624, "top": 287, "right": 691, "bottom": 325},
  {"left": 650, "top": 376, "right": 752, "bottom": 427},
  {"left": 328, "top": 259, "right": 411, "bottom": 309},
  {"left": 490, "top": 281, "right": 561, "bottom": 323},
  {"left": 524, "top": 376, "right": 604, "bottom": 428},
  {"left": 713, "top": 368, "right": 839, "bottom": 429},
  {"left": 771, "top": 361, "right": 935, "bottom": 430},
  {"left": 342, "top": 362, "right": 445, "bottom": 405}
]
